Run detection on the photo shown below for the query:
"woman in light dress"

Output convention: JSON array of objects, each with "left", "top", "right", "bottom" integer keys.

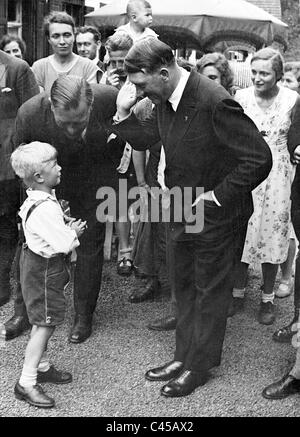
[{"left": 231, "top": 48, "right": 300, "bottom": 325}]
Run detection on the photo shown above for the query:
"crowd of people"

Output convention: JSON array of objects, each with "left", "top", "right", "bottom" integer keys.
[{"left": 1, "top": 0, "right": 300, "bottom": 410}]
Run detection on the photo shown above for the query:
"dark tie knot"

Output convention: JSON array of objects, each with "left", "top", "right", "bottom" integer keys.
[{"left": 166, "top": 100, "right": 174, "bottom": 114}]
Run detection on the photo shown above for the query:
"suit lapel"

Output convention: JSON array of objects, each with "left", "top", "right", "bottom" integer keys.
[{"left": 163, "top": 71, "right": 200, "bottom": 162}]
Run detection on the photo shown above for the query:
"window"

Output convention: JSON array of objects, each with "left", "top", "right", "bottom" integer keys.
[{"left": 7, "top": 0, "right": 22, "bottom": 38}]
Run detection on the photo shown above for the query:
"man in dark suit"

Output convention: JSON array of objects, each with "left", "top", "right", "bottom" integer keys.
[
  {"left": 112, "top": 39, "right": 272, "bottom": 397},
  {"left": 4, "top": 75, "right": 118, "bottom": 344},
  {"left": 75, "top": 25, "right": 105, "bottom": 82},
  {"left": 0, "top": 50, "right": 39, "bottom": 325}
]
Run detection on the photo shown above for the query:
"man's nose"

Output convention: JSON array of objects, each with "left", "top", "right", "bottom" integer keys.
[{"left": 59, "top": 35, "right": 66, "bottom": 44}]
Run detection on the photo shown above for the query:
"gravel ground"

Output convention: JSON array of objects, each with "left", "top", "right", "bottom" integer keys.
[{"left": 0, "top": 262, "right": 299, "bottom": 417}]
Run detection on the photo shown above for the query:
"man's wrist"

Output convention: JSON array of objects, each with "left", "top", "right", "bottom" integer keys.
[{"left": 113, "top": 109, "right": 132, "bottom": 124}]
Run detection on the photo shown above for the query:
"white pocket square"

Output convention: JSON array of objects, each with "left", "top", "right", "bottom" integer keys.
[{"left": 1, "top": 87, "right": 12, "bottom": 93}]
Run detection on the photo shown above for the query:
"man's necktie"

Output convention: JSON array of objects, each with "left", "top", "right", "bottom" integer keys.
[{"left": 164, "top": 100, "right": 175, "bottom": 131}]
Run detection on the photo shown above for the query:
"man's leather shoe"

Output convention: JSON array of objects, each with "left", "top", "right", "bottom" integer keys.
[
  {"left": 129, "top": 279, "right": 159, "bottom": 303},
  {"left": 262, "top": 374, "right": 300, "bottom": 399},
  {"left": 4, "top": 315, "right": 31, "bottom": 341},
  {"left": 0, "top": 294, "right": 10, "bottom": 308},
  {"left": 161, "top": 370, "right": 208, "bottom": 398},
  {"left": 37, "top": 365, "right": 72, "bottom": 384},
  {"left": 145, "top": 360, "right": 184, "bottom": 382},
  {"left": 14, "top": 382, "right": 55, "bottom": 408},
  {"left": 227, "top": 297, "right": 245, "bottom": 317},
  {"left": 147, "top": 316, "right": 177, "bottom": 331},
  {"left": 69, "top": 315, "right": 92, "bottom": 344}
]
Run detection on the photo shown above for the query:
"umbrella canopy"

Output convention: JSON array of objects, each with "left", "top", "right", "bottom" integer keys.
[{"left": 85, "top": 0, "right": 288, "bottom": 50}]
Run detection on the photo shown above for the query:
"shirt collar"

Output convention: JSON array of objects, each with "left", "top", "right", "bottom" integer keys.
[
  {"left": 168, "top": 68, "right": 190, "bottom": 112},
  {"left": 26, "top": 188, "right": 57, "bottom": 201},
  {"left": 92, "top": 54, "right": 100, "bottom": 65}
]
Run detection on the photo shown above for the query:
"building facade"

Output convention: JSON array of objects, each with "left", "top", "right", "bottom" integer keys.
[{"left": 0, "top": 0, "right": 86, "bottom": 65}]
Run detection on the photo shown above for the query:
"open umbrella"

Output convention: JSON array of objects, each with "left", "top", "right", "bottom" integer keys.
[{"left": 85, "top": 0, "right": 288, "bottom": 50}]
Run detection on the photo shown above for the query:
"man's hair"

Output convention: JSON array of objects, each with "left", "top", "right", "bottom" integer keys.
[
  {"left": 124, "top": 38, "right": 175, "bottom": 74},
  {"left": 11, "top": 142, "right": 57, "bottom": 181},
  {"left": 176, "top": 57, "right": 195, "bottom": 72},
  {"left": 75, "top": 25, "right": 101, "bottom": 43},
  {"left": 50, "top": 76, "right": 94, "bottom": 111},
  {"left": 105, "top": 32, "right": 133, "bottom": 54},
  {"left": 251, "top": 47, "right": 284, "bottom": 81},
  {"left": 43, "top": 11, "right": 75, "bottom": 38},
  {"left": 0, "top": 34, "right": 26, "bottom": 57},
  {"left": 126, "top": 0, "right": 152, "bottom": 17},
  {"left": 284, "top": 61, "right": 300, "bottom": 82},
  {"left": 196, "top": 52, "right": 234, "bottom": 91}
]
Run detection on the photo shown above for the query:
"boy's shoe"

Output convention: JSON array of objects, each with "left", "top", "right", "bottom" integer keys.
[
  {"left": 258, "top": 302, "right": 275, "bottom": 325},
  {"left": 37, "top": 365, "right": 72, "bottom": 384},
  {"left": 14, "top": 382, "right": 55, "bottom": 408}
]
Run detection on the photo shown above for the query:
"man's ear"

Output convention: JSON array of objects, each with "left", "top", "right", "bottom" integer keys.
[{"left": 160, "top": 68, "right": 170, "bottom": 81}]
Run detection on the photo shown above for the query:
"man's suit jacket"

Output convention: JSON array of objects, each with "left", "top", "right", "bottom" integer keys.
[
  {"left": 0, "top": 50, "right": 39, "bottom": 213},
  {"left": 287, "top": 97, "right": 300, "bottom": 211},
  {"left": 14, "top": 83, "right": 118, "bottom": 212},
  {"left": 113, "top": 70, "right": 272, "bottom": 240}
]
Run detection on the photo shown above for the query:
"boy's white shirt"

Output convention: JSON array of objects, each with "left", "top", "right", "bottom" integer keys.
[
  {"left": 115, "top": 23, "right": 158, "bottom": 42},
  {"left": 19, "top": 189, "right": 80, "bottom": 258}
]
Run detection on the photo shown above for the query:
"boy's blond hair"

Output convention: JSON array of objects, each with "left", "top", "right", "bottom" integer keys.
[{"left": 11, "top": 141, "right": 57, "bottom": 181}]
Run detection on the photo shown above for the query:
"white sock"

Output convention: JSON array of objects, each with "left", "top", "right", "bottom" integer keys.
[
  {"left": 38, "top": 352, "right": 50, "bottom": 373},
  {"left": 232, "top": 287, "right": 245, "bottom": 299},
  {"left": 262, "top": 292, "right": 275, "bottom": 304},
  {"left": 19, "top": 364, "right": 37, "bottom": 388}
]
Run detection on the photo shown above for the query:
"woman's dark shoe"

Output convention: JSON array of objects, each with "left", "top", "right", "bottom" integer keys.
[
  {"left": 117, "top": 258, "right": 133, "bottom": 276},
  {"left": 37, "top": 365, "right": 72, "bottom": 384},
  {"left": 258, "top": 302, "right": 275, "bottom": 325},
  {"left": 145, "top": 360, "right": 184, "bottom": 382},
  {"left": 14, "top": 382, "right": 55, "bottom": 408},
  {"left": 262, "top": 374, "right": 300, "bottom": 399}
]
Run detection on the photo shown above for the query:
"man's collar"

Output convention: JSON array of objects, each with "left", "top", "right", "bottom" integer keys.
[
  {"left": 168, "top": 68, "right": 190, "bottom": 112},
  {"left": 92, "top": 54, "right": 100, "bottom": 65}
]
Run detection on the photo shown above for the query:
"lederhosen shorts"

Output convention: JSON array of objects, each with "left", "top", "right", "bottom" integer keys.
[{"left": 20, "top": 199, "right": 70, "bottom": 327}]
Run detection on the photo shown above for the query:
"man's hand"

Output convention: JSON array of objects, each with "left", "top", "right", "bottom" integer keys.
[
  {"left": 116, "top": 81, "right": 138, "bottom": 119},
  {"left": 293, "top": 145, "right": 300, "bottom": 164},
  {"left": 192, "top": 190, "right": 214, "bottom": 207},
  {"left": 107, "top": 68, "right": 122, "bottom": 89}
]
